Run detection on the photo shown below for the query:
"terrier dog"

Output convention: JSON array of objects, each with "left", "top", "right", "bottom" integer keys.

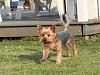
[{"left": 37, "top": 24, "right": 77, "bottom": 64}]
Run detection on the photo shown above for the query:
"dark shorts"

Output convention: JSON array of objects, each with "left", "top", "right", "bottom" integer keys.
[{"left": 11, "top": 1, "right": 19, "bottom": 8}]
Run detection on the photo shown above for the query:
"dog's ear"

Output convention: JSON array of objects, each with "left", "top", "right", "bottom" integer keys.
[
  {"left": 50, "top": 24, "right": 56, "bottom": 33},
  {"left": 37, "top": 25, "right": 43, "bottom": 33}
]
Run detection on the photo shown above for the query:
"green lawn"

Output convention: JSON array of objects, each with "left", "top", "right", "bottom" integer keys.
[{"left": 0, "top": 36, "right": 100, "bottom": 75}]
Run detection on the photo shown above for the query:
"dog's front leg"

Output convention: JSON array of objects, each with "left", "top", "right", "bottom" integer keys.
[
  {"left": 55, "top": 43, "right": 62, "bottom": 64},
  {"left": 56, "top": 50, "right": 62, "bottom": 64},
  {"left": 41, "top": 46, "right": 50, "bottom": 62}
]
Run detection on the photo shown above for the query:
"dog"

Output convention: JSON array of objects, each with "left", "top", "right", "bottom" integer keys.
[
  {"left": 37, "top": 24, "right": 77, "bottom": 64},
  {"left": 0, "top": 1, "right": 5, "bottom": 8}
]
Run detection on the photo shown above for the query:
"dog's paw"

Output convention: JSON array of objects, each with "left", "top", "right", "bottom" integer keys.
[
  {"left": 40, "top": 58, "right": 46, "bottom": 63},
  {"left": 56, "top": 61, "right": 61, "bottom": 64}
]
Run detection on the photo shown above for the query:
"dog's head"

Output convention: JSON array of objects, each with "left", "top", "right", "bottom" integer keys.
[{"left": 37, "top": 24, "right": 56, "bottom": 44}]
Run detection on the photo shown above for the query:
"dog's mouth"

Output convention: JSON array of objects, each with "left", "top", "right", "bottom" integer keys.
[
  {"left": 43, "top": 41, "right": 51, "bottom": 44},
  {"left": 42, "top": 39, "right": 52, "bottom": 44}
]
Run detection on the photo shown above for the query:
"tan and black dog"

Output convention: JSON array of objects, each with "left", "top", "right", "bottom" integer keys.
[{"left": 37, "top": 24, "right": 77, "bottom": 64}]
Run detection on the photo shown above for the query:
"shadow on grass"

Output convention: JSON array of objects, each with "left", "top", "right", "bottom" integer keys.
[
  {"left": 17, "top": 50, "right": 56, "bottom": 64},
  {"left": 17, "top": 51, "right": 42, "bottom": 64}
]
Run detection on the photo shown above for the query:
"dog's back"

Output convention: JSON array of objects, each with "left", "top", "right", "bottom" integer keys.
[{"left": 56, "top": 31, "right": 72, "bottom": 44}]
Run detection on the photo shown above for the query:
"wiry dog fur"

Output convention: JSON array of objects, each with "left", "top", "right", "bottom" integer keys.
[{"left": 37, "top": 25, "right": 77, "bottom": 64}]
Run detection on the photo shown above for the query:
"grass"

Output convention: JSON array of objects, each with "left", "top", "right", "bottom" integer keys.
[{"left": 0, "top": 36, "right": 100, "bottom": 75}]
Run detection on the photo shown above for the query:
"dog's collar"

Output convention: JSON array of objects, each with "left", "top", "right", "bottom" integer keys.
[{"left": 54, "top": 34, "right": 60, "bottom": 43}]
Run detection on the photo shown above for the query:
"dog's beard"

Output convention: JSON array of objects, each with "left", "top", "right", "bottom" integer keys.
[
  {"left": 40, "top": 36, "right": 55, "bottom": 45},
  {"left": 42, "top": 38, "right": 52, "bottom": 44}
]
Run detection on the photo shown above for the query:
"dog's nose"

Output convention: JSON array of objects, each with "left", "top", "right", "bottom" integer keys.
[
  {"left": 42, "top": 38, "right": 47, "bottom": 42},
  {"left": 43, "top": 38, "right": 46, "bottom": 41}
]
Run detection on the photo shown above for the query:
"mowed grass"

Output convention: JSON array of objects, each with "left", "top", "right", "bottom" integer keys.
[{"left": 0, "top": 35, "right": 100, "bottom": 75}]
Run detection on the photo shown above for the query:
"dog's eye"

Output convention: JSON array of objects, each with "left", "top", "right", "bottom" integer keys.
[
  {"left": 48, "top": 34, "right": 50, "bottom": 37},
  {"left": 41, "top": 34, "right": 44, "bottom": 36}
]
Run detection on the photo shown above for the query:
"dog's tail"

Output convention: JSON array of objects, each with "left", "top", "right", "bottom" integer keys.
[{"left": 62, "top": 13, "right": 70, "bottom": 31}]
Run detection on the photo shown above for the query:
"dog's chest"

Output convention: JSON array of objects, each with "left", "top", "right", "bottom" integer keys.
[{"left": 50, "top": 42, "right": 58, "bottom": 51}]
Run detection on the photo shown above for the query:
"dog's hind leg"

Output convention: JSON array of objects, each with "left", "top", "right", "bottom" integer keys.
[{"left": 68, "top": 38, "right": 78, "bottom": 57}]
